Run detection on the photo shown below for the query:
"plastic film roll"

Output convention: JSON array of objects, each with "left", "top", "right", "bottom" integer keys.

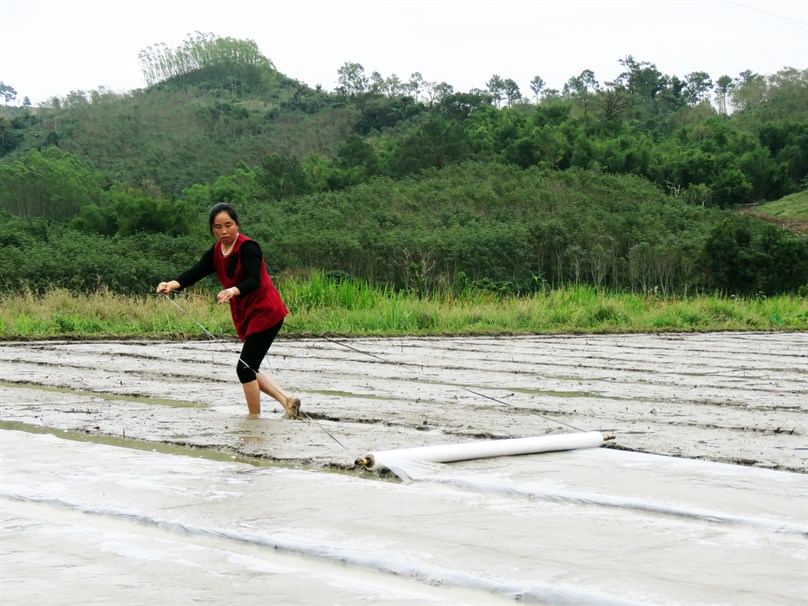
[{"left": 356, "top": 431, "right": 606, "bottom": 471}]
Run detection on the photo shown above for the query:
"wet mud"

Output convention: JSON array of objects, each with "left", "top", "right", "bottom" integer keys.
[{"left": 1, "top": 331, "right": 806, "bottom": 473}]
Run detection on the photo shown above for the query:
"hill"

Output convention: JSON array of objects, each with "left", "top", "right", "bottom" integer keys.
[
  {"left": 1, "top": 40, "right": 806, "bottom": 203},
  {"left": 0, "top": 35, "right": 807, "bottom": 296},
  {"left": 743, "top": 190, "right": 808, "bottom": 234},
  {"left": 1, "top": 161, "right": 805, "bottom": 297},
  {"left": 2, "top": 74, "right": 358, "bottom": 195}
]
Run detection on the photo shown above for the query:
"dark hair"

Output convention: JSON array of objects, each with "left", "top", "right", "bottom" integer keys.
[{"left": 208, "top": 202, "right": 240, "bottom": 234}]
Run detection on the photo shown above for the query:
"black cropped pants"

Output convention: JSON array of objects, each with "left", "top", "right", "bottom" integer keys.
[{"left": 236, "top": 319, "right": 284, "bottom": 383}]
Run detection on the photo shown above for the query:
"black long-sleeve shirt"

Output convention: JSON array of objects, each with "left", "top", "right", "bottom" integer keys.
[{"left": 175, "top": 241, "right": 262, "bottom": 295}]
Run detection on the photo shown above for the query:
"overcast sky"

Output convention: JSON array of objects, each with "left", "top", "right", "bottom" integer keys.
[{"left": 2, "top": 0, "right": 806, "bottom": 105}]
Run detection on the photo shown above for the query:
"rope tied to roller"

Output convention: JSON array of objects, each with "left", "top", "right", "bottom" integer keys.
[{"left": 163, "top": 294, "right": 603, "bottom": 454}]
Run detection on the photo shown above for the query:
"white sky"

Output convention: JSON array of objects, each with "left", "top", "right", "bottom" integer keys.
[{"left": 1, "top": 0, "right": 806, "bottom": 105}]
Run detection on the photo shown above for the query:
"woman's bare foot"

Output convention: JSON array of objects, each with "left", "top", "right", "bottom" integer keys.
[{"left": 283, "top": 397, "right": 301, "bottom": 420}]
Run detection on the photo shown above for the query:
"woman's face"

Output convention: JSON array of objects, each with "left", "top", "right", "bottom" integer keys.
[{"left": 212, "top": 211, "right": 239, "bottom": 246}]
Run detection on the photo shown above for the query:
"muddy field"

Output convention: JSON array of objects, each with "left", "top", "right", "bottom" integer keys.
[{"left": 1, "top": 331, "right": 806, "bottom": 473}]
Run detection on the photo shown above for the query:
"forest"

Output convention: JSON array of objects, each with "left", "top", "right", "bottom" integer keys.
[{"left": 0, "top": 33, "right": 806, "bottom": 297}]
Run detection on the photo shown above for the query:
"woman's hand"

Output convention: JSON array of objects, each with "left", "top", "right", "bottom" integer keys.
[
  {"left": 217, "top": 287, "right": 239, "bottom": 304},
  {"left": 156, "top": 280, "right": 180, "bottom": 295}
]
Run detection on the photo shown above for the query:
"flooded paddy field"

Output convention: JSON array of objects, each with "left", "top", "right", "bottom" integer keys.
[{"left": 1, "top": 332, "right": 806, "bottom": 605}]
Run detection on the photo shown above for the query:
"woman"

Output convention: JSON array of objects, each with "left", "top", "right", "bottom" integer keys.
[{"left": 156, "top": 202, "right": 301, "bottom": 419}]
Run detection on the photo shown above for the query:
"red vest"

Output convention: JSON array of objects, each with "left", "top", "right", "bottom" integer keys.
[{"left": 213, "top": 234, "right": 288, "bottom": 340}]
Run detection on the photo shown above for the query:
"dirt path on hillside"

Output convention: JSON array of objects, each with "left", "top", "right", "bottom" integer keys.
[
  {"left": 741, "top": 207, "right": 808, "bottom": 234},
  {"left": 1, "top": 332, "right": 806, "bottom": 472}
]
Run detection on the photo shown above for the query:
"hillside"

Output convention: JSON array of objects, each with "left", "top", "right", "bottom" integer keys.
[
  {"left": 744, "top": 190, "right": 808, "bottom": 234},
  {"left": 1, "top": 40, "right": 806, "bottom": 203},
  {"left": 1, "top": 36, "right": 807, "bottom": 296},
  {"left": 2, "top": 73, "right": 360, "bottom": 195}
]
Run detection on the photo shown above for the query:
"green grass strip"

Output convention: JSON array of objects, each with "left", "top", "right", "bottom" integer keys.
[{"left": 1, "top": 278, "right": 806, "bottom": 340}]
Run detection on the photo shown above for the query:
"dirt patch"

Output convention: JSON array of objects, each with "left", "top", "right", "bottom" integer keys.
[
  {"left": 1, "top": 332, "right": 806, "bottom": 473},
  {"left": 741, "top": 207, "right": 808, "bottom": 234}
]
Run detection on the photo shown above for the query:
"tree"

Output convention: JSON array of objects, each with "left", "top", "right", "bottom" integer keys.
[
  {"left": 731, "top": 70, "right": 766, "bottom": 111},
  {"left": 714, "top": 75, "right": 734, "bottom": 114},
  {"left": 420, "top": 80, "right": 450, "bottom": 106},
  {"left": 0, "top": 147, "right": 103, "bottom": 220},
  {"left": 701, "top": 218, "right": 753, "bottom": 292},
  {"left": 564, "top": 69, "right": 599, "bottom": 120},
  {"left": 529, "top": 76, "right": 545, "bottom": 103},
  {"left": 486, "top": 75, "right": 506, "bottom": 107},
  {"left": 710, "top": 167, "right": 752, "bottom": 207},
  {"left": 260, "top": 154, "right": 309, "bottom": 199},
  {"left": 301, "top": 154, "right": 337, "bottom": 194},
  {"left": 384, "top": 73, "right": 403, "bottom": 97},
  {"left": 758, "top": 67, "right": 808, "bottom": 122},
  {"left": 699, "top": 216, "right": 808, "bottom": 294},
  {"left": 354, "top": 95, "right": 424, "bottom": 134},
  {"left": 502, "top": 78, "right": 522, "bottom": 106},
  {"left": 0, "top": 82, "right": 17, "bottom": 105},
  {"left": 387, "top": 115, "right": 471, "bottom": 176},
  {"left": 615, "top": 56, "right": 665, "bottom": 100},
  {"left": 655, "top": 75, "right": 688, "bottom": 111},
  {"left": 369, "top": 71, "right": 385, "bottom": 94},
  {"left": 437, "top": 91, "right": 493, "bottom": 120},
  {"left": 407, "top": 72, "right": 424, "bottom": 101},
  {"left": 599, "top": 86, "right": 629, "bottom": 126},
  {"left": 336, "top": 62, "right": 368, "bottom": 96},
  {"left": 72, "top": 193, "right": 192, "bottom": 237},
  {"left": 564, "top": 70, "right": 598, "bottom": 96},
  {"left": 684, "top": 183, "right": 711, "bottom": 208},
  {"left": 684, "top": 71, "right": 713, "bottom": 105},
  {"left": 334, "top": 134, "right": 379, "bottom": 185},
  {"left": 138, "top": 33, "right": 273, "bottom": 88},
  {"left": 0, "top": 117, "right": 22, "bottom": 154}
]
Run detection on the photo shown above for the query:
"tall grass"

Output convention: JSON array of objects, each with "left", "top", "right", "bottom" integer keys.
[{"left": 0, "top": 276, "right": 805, "bottom": 340}]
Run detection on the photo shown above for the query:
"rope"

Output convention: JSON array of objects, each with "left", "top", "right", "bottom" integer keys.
[
  {"left": 164, "top": 294, "right": 588, "bottom": 442},
  {"left": 162, "top": 295, "right": 347, "bottom": 449},
  {"left": 283, "top": 320, "right": 589, "bottom": 433}
]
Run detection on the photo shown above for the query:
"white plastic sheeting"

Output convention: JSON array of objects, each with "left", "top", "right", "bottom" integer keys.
[
  {"left": 3, "top": 429, "right": 807, "bottom": 606},
  {"left": 357, "top": 431, "right": 605, "bottom": 472}
]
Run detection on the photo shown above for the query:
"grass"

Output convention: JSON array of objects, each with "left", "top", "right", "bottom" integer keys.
[
  {"left": 1, "top": 276, "right": 806, "bottom": 340},
  {"left": 755, "top": 189, "right": 808, "bottom": 221},
  {"left": 745, "top": 189, "right": 808, "bottom": 233}
]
